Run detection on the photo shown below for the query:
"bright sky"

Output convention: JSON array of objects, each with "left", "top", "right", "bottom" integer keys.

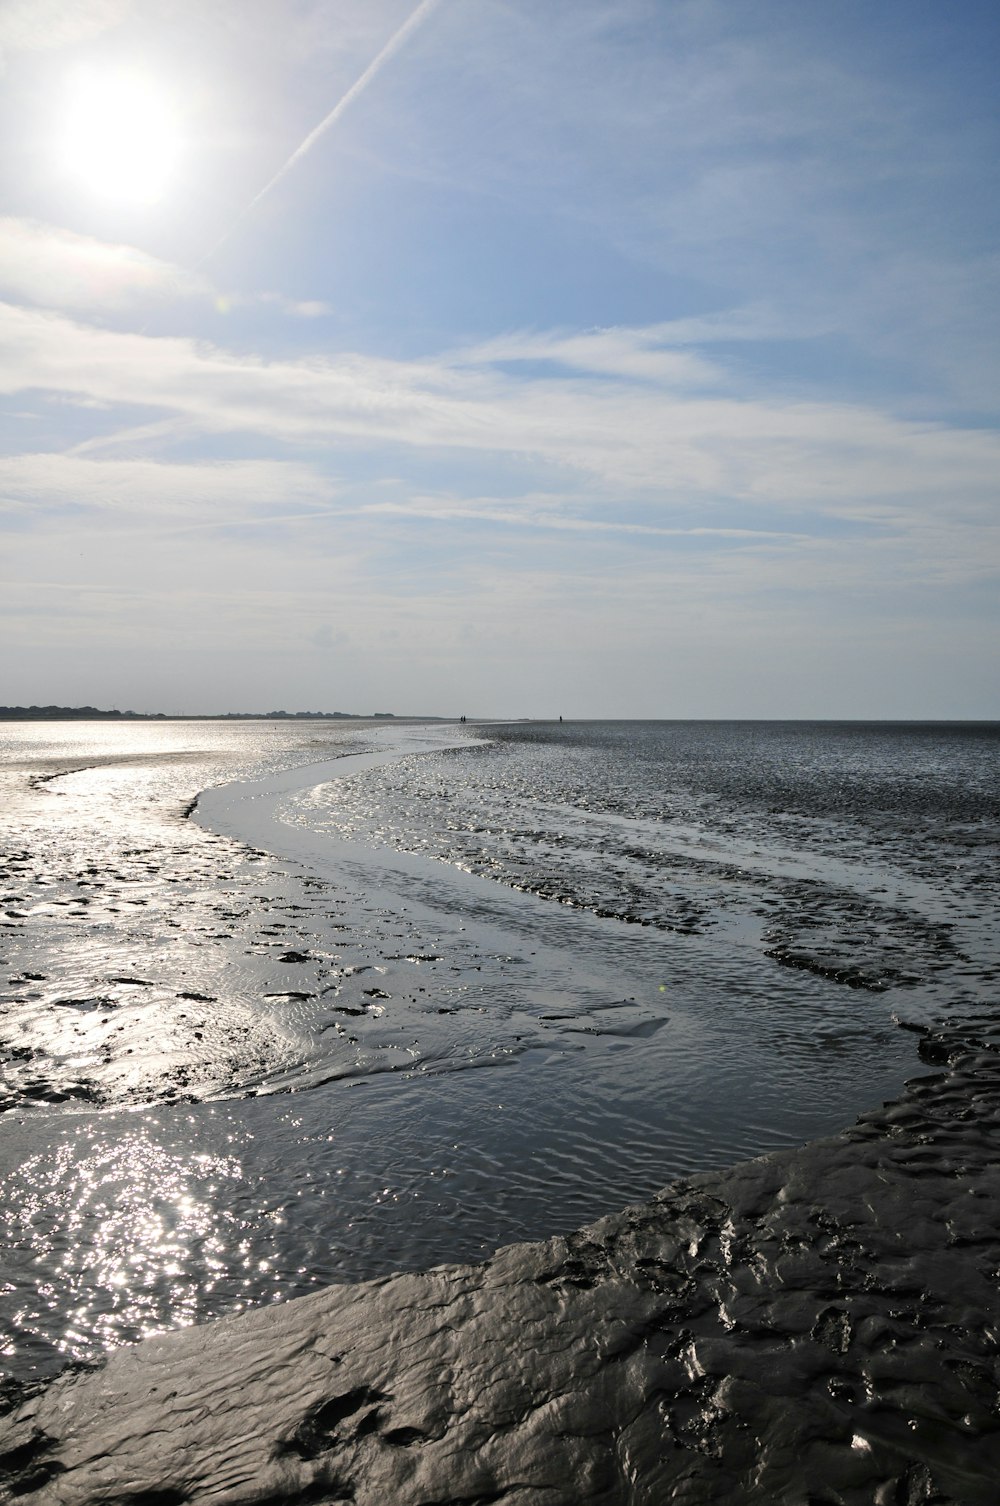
[{"left": 1, "top": 0, "right": 997, "bottom": 717}]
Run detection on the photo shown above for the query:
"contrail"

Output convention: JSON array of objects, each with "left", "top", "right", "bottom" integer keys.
[{"left": 203, "top": 0, "right": 442, "bottom": 262}]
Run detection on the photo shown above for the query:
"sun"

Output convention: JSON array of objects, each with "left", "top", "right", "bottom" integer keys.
[{"left": 57, "top": 66, "right": 181, "bottom": 207}]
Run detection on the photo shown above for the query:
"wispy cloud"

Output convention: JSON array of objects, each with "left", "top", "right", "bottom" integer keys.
[
  {"left": 3, "top": 301, "right": 998, "bottom": 520},
  {"left": 0, "top": 219, "right": 208, "bottom": 311},
  {"left": 247, "top": 291, "right": 332, "bottom": 320},
  {"left": 361, "top": 495, "right": 804, "bottom": 543},
  {"left": 0, "top": 219, "right": 333, "bottom": 320},
  {"left": 452, "top": 324, "right": 726, "bottom": 386},
  {"left": 207, "top": 0, "right": 443, "bottom": 258},
  {"left": 0, "top": 452, "right": 337, "bottom": 522}
]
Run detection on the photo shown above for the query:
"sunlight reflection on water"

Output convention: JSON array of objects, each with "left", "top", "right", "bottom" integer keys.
[{"left": 3, "top": 1127, "right": 261, "bottom": 1364}]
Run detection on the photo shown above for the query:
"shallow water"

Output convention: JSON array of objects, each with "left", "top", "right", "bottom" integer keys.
[{"left": 1, "top": 718, "right": 996, "bottom": 1381}]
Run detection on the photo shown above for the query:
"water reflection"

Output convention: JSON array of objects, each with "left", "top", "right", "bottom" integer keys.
[{"left": 1, "top": 1124, "right": 264, "bottom": 1367}]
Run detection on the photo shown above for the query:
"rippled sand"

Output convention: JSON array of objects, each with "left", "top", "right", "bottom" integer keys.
[
  {"left": 3, "top": 995, "right": 999, "bottom": 1504},
  {"left": 1, "top": 717, "right": 996, "bottom": 1459}
]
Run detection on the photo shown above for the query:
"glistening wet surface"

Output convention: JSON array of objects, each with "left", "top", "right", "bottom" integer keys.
[{"left": 1, "top": 718, "right": 996, "bottom": 1382}]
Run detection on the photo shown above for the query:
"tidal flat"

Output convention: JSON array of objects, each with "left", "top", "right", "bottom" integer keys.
[{"left": 0, "top": 718, "right": 998, "bottom": 1502}]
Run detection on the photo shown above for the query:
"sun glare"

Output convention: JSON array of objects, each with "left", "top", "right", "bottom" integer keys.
[{"left": 58, "top": 67, "right": 180, "bottom": 206}]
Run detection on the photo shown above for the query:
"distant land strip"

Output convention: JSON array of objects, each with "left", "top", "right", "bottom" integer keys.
[{"left": 0, "top": 705, "right": 407, "bottom": 721}]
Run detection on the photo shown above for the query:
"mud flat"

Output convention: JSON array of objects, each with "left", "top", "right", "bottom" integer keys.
[
  {"left": 2, "top": 720, "right": 997, "bottom": 1502},
  {"left": 2, "top": 1004, "right": 999, "bottom": 1506}
]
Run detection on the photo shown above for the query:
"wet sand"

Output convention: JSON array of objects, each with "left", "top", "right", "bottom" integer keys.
[
  {"left": 2, "top": 1006, "right": 999, "bottom": 1504},
  {"left": 1, "top": 720, "right": 997, "bottom": 1501}
]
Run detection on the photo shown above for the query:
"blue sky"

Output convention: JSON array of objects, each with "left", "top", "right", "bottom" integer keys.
[{"left": 0, "top": 0, "right": 997, "bottom": 716}]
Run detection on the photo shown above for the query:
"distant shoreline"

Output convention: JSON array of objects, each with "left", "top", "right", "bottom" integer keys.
[
  {"left": 1, "top": 708, "right": 996, "bottom": 727},
  {"left": 0, "top": 706, "right": 434, "bottom": 722}
]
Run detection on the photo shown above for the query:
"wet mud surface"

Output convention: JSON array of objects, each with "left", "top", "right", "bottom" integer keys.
[
  {"left": 3, "top": 728, "right": 564, "bottom": 1118},
  {"left": 316, "top": 722, "right": 999, "bottom": 1022},
  {"left": 2, "top": 1007, "right": 998, "bottom": 1505},
  {"left": 1, "top": 733, "right": 372, "bottom": 1114},
  {"left": 1, "top": 718, "right": 998, "bottom": 1500}
]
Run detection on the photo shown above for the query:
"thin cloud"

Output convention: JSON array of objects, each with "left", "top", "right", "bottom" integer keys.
[
  {"left": 362, "top": 497, "right": 804, "bottom": 542},
  {"left": 0, "top": 219, "right": 332, "bottom": 321},
  {"left": 0, "top": 452, "right": 337, "bottom": 522},
  {"left": 206, "top": 0, "right": 443, "bottom": 259},
  {"left": 0, "top": 0, "right": 128, "bottom": 54},
  {"left": 454, "top": 324, "right": 727, "bottom": 386},
  {"left": 0, "top": 219, "right": 208, "bottom": 311},
  {"left": 3, "top": 301, "right": 999, "bottom": 521},
  {"left": 249, "top": 292, "right": 333, "bottom": 319}
]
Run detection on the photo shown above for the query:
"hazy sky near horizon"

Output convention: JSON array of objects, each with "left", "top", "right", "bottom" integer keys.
[{"left": 1, "top": 0, "right": 997, "bottom": 718}]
